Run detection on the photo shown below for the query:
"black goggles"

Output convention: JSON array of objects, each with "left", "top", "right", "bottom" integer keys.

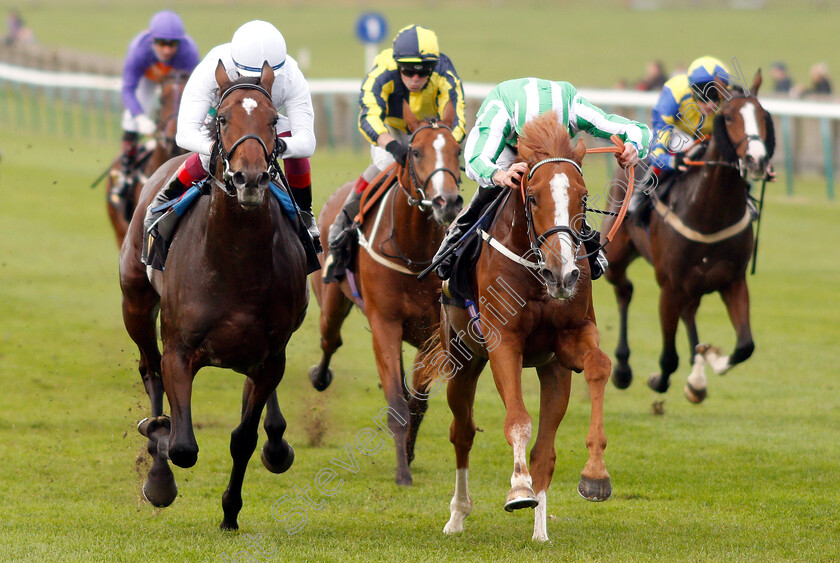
[
  {"left": 398, "top": 64, "right": 433, "bottom": 78},
  {"left": 691, "top": 82, "right": 722, "bottom": 104},
  {"left": 154, "top": 39, "right": 180, "bottom": 48}
]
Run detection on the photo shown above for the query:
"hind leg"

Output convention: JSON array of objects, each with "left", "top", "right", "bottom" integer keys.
[
  {"left": 308, "top": 279, "right": 353, "bottom": 391},
  {"left": 702, "top": 278, "right": 754, "bottom": 375},
  {"left": 529, "top": 361, "right": 572, "bottom": 542},
  {"left": 405, "top": 342, "right": 436, "bottom": 465},
  {"left": 443, "top": 340, "right": 486, "bottom": 534},
  {"left": 648, "top": 289, "right": 682, "bottom": 393},
  {"left": 680, "top": 299, "right": 710, "bottom": 403},
  {"left": 221, "top": 356, "right": 285, "bottom": 530},
  {"left": 604, "top": 234, "right": 637, "bottom": 390}
]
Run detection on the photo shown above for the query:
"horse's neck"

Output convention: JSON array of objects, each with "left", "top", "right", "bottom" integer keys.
[
  {"left": 679, "top": 142, "right": 748, "bottom": 223},
  {"left": 381, "top": 184, "right": 444, "bottom": 259},
  {"left": 203, "top": 186, "right": 276, "bottom": 268}
]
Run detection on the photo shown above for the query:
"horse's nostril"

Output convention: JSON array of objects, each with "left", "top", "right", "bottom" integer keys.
[
  {"left": 539, "top": 269, "right": 557, "bottom": 286},
  {"left": 257, "top": 171, "right": 270, "bottom": 188},
  {"left": 454, "top": 195, "right": 464, "bottom": 208},
  {"left": 433, "top": 196, "right": 445, "bottom": 208},
  {"left": 565, "top": 268, "right": 580, "bottom": 288},
  {"left": 232, "top": 171, "right": 247, "bottom": 187}
]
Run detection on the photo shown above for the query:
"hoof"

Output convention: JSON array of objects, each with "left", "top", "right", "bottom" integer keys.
[
  {"left": 611, "top": 364, "right": 633, "bottom": 389},
  {"left": 137, "top": 415, "right": 170, "bottom": 438},
  {"left": 578, "top": 475, "right": 611, "bottom": 502},
  {"left": 308, "top": 364, "right": 333, "bottom": 392},
  {"left": 168, "top": 443, "right": 198, "bottom": 469},
  {"left": 647, "top": 373, "right": 671, "bottom": 394},
  {"left": 694, "top": 343, "right": 712, "bottom": 355},
  {"left": 684, "top": 383, "right": 707, "bottom": 404},
  {"left": 142, "top": 458, "right": 178, "bottom": 507},
  {"left": 504, "top": 486, "right": 538, "bottom": 512},
  {"left": 219, "top": 518, "right": 239, "bottom": 531},
  {"left": 261, "top": 440, "right": 294, "bottom": 474},
  {"left": 395, "top": 472, "right": 413, "bottom": 487}
]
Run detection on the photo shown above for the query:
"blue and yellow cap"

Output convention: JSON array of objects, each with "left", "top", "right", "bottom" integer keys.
[{"left": 687, "top": 56, "right": 730, "bottom": 87}]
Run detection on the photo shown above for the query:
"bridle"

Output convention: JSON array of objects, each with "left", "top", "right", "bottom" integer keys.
[
  {"left": 520, "top": 157, "right": 592, "bottom": 267},
  {"left": 401, "top": 120, "right": 462, "bottom": 209},
  {"left": 210, "top": 83, "right": 280, "bottom": 196},
  {"left": 155, "top": 72, "right": 189, "bottom": 154}
]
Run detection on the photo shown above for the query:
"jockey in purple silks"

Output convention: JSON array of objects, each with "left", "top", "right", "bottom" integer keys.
[{"left": 113, "top": 10, "right": 200, "bottom": 212}]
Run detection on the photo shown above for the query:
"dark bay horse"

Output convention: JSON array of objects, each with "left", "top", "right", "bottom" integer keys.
[
  {"left": 107, "top": 70, "right": 189, "bottom": 248},
  {"left": 602, "top": 71, "right": 774, "bottom": 403},
  {"left": 309, "top": 103, "right": 462, "bottom": 485},
  {"left": 119, "top": 62, "right": 308, "bottom": 530},
  {"left": 422, "top": 111, "right": 612, "bottom": 541}
]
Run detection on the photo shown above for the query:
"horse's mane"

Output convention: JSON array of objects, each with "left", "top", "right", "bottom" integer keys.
[{"left": 517, "top": 111, "right": 575, "bottom": 167}]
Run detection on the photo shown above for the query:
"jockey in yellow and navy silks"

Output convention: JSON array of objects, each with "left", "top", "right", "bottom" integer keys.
[
  {"left": 327, "top": 24, "right": 466, "bottom": 251},
  {"left": 627, "top": 56, "right": 730, "bottom": 226}
]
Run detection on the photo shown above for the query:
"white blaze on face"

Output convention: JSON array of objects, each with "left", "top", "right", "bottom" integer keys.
[
  {"left": 241, "top": 97, "right": 258, "bottom": 116},
  {"left": 432, "top": 133, "right": 446, "bottom": 196},
  {"left": 548, "top": 173, "right": 577, "bottom": 272},
  {"left": 740, "top": 102, "right": 766, "bottom": 164}
]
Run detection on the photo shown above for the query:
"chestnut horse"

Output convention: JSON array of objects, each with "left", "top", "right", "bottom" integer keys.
[
  {"left": 106, "top": 70, "right": 190, "bottom": 247},
  {"left": 309, "top": 104, "right": 462, "bottom": 485},
  {"left": 422, "top": 111, "right": 612, "bottom": 541},
  {"left": 602, "top": 71, "right": 774, "bottom": 402},
  {"left": 119, "top": 63, "right": 308, "bottom": 530}
]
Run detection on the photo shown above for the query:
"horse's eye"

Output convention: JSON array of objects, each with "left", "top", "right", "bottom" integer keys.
[
  {"left": 271, "top": 116, "right": 279, "bottom": 127},
  {"left": 218, "top": 116, "right": 227, "bottom": 125},
  {"left": 724, "top": 115, "right": 733, "bottom": 123},
  {"left": 412, "top": 148, "right": 421, "bottom": 158}
]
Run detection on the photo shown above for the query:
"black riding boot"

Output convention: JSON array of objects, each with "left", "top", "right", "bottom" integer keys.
[
  {"left": 111, "top": 134, "right": 138, "bottom": 220},
  {"left": 434, "top": 184, "right": 504, "bottom": 280},
  {"left": 140, "top": 174, "right": 189, "bottom": 268},
  {"left": 627, "top": 187, "right": 652, "bottom": 227},
  {"left": 291, "top": 185, "right": 322, "bottom": 253},
  {"left": 327, "top": 189, "right": 363, "bottom": 250}
]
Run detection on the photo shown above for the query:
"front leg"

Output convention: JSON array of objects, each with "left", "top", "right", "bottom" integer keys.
[
  {"left": 160, "top": 347, "right": 199, "bottom": 469},
  {"left": 703, "top": 277, "right": 754, "bottom": 375},
  {"left": 648, "top": 288, "right": 682, "bottom": 394},
  {"left": 368, "top": 316, "right": 413, "bottom": 486},
  {"left": 487, "top": 342, "right": 536, "bottom": 511}
]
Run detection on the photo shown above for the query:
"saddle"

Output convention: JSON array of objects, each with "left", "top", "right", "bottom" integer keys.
[
  {"left": 142, "top": 176, "right": 321, "bottom": 274},
  {"left": 322, "top": 166, "right": 400, "bottom": 284}
]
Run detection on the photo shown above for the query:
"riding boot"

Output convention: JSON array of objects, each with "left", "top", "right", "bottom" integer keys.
[
  {"left": 434, "top": 184, "right": 504, "bottom": 281},
  {"left": 582, "top": 235, "right": 609, "bottom": 281},
  {"left": 327, "top": 188, "right": 363, "bottom": 250},
  {"left": 290, "top": 185, "right": 322, "bottom": 253},
  {"left": 140, "top": 173, "right": 189, "bottom": 268},
  {"left": 111, "top": 134, "right": 138, "bottom": 220}
]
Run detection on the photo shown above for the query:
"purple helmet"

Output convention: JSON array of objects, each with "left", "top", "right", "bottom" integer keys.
[{"left": 149, "top": 11, "right": 186, "bottom": 41}]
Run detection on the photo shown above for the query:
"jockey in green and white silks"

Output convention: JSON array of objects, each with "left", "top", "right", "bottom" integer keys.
[
  {"left": 465, "top": 77, "right": 650, "bottom": 188},
  {"left": 433, "top": 77, "right": 652, "bottom": 281}
]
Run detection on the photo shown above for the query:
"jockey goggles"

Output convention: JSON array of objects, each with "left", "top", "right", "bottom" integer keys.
[
  {"left": 691, "top": 82, "right": 723, "bottom": 104},
  {"left": 154, "top": 38, "right": 180, "bottom": 47},
  {"left": 398, "top": 63, "right": 434, "bottom": 78}
]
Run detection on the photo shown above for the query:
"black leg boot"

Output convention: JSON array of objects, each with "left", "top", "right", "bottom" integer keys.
[
  {"left": 111, "top": 133, "right": 138, "bottom": 221},
  {"left": 433, "top": 184, "right": 504, "bottom": 280},
  {"left": 140, "top": 173, "right": 189, "bottom": 268},
  {"left": 291, "top": 185, "right": 322, "bottom": 253},
  {"left": 327, "top": 189, "right": 363, "bottom": 250}
]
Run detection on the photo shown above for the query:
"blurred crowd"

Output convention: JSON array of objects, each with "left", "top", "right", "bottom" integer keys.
[{"left": 619, "top": 59, "right": 833, "bottom": 99}]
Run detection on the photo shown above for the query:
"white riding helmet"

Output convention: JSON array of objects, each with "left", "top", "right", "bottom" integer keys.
[{"left": 230, "top": 20, "right": 286, "bottom": 77}]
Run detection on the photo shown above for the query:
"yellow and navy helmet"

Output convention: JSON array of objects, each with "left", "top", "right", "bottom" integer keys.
[{"left": 392, "top": 25, "right": 440, "bottom": 65}]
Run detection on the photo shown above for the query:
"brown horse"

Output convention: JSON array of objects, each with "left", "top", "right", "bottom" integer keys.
[
  {"left": 106, "top": 70, "right": 189, "bottom": 248},
  {"left": 422, "top": 111, "right": 612, "bottom": 541},
  {"left": 119, "top": 62, "right": 308, "bottom": 530},
  {"left": 602, "top": 71, "right": 774, "bottom": 402},
  {"left": 309, "top": 103, "right": 462, "bottom": 485}
]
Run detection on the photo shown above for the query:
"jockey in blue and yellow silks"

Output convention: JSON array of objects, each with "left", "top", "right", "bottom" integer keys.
[{"left": 629, "top": 56, "right": 731, "bottom": 225}]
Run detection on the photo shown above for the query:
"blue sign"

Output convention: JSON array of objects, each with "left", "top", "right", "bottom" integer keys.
[{"left": 355, "top": 12, "right": 388, "bottom": 44}]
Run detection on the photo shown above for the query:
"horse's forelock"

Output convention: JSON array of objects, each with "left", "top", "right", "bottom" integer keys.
[{"left": 518, "top": 111, "right": 574, "bottom": 168}]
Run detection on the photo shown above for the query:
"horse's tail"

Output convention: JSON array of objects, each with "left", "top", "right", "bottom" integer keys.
[{"left": 405, "top": 324, "right": 444, "bottom": 401}]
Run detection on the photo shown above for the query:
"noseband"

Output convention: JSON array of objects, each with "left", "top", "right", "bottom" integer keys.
[
  {"left": 211, "top": 83, "right": 280, "bottom": 196},
  {"left": 402, "top": 120, "right": 461, "bottom": 209}
]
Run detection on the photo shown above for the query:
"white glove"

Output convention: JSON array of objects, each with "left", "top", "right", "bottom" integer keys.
[{"left": 135, "top": 114, "right": 156, "bottom": 136}]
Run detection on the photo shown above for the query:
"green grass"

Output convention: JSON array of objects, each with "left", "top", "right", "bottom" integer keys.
[
  {"left": 1, "top": 119, "right": 840, "bottom": 561},
  {"left": 2, "top": 1, "right": 840, "bottom": 560}
]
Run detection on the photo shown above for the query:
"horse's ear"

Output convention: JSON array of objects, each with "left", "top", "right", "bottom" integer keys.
[
  {"left": 763, "top": 111, "right": 776, "bottom": 159},
  {"left": 215, "top": 60, "right": 229, "bottom": 89},
  {"left": 573, "top": 138, "right": 587, "bottom": 165},
  {"left": 750, "top": 70, "right": 762, "bottom": 95},
  {"left": 403, "top": 100, "right": 420, "bottom": 133},
  {"left": 440, "top": 101, "right": 456, "bottom": 129},
  {"left": 260, "top": 61, "right": 275, "bottom": 92}
]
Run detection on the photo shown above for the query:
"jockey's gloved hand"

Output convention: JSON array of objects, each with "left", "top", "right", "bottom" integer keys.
[
  {"left": 674, "top": 152, "right": 688, "bottom": 172},
  {"left": 135, "top": 114, "right": 156, "bottom": 136},
  {"left": 386, "top": 140, "right": 408, "bottom": 166},
  {"left": 275, "top": 136, "right": 288, "bottom": 156}
]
